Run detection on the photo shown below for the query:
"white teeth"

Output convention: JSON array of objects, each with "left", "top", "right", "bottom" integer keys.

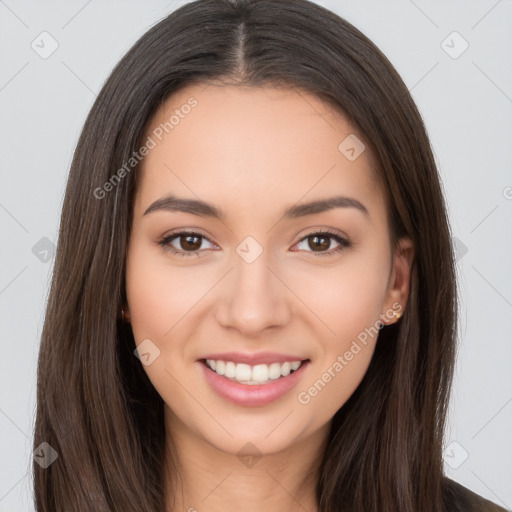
[
  {"left": 252, "top": 364, "right": 269, "bottom": 381},
  {"left": 205, "top": 359, "right": 304, "bottom": 385},
  {"left": 268, "top": 362, "right": 281, "bottom": 380},
  {"left": 215, "top": 360, "right": 225, "bottom": 375},
  {"left": 225, "top": 361, "right": 236, "bottom": 379},
  {"left": 235, "top": 363, "right": 252, "bottom": 381}
]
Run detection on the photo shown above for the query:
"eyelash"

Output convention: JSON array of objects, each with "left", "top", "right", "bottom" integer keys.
[{"left": 157, "top": 229, "right": 351, "bottom": 258}]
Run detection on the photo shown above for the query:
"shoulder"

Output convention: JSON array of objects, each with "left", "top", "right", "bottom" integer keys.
[{"left": 441, "top": 477, "right": 508, "bottom": 512}]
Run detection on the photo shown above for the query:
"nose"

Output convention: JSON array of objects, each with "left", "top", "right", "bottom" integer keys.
[{"left": 215, "top": 249, "right": 292, "bottom": 336}]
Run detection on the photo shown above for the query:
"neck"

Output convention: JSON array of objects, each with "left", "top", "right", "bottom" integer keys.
[{"left": 162, "top": 406, "right": 329, "bottom": 512}]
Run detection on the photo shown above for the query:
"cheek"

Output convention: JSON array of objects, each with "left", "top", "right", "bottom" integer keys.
[
  {"left": 289, "top": 252, "right": 389, "bottom": 343},
  {"left": 125, "top": 244, "right": 207, "bottom": 410},
  {"left": 295, "top": 292, "right": 382, "bottom": 418},
  {"left": 125, "top": 244, "right": 209, "bottom": 341},
  {"left": 291, "top": 252, "right": 387, "bottom": 413}
]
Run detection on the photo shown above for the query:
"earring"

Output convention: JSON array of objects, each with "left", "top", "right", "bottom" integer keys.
[
  {"left": 121, "top": 308, "right": 130, "bottom": 322},
  {"left": 393, "top": 310, "right": 402, "bottom": 320}
]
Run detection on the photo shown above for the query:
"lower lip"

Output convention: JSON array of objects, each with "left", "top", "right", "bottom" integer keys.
[{"left": 198, "top": 360, "right": 310, "bottom": 407}]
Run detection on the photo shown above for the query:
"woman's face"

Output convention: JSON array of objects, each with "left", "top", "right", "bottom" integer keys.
[{"left": 125, "top": 83, "right": 413, "bottom": 456}]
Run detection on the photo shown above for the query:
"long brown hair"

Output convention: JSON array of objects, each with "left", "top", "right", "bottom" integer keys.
[{"left": 34, "top": 1, "right": 460, "bottom": 510}]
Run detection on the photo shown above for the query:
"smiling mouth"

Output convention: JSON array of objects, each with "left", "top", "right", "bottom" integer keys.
[{"left": 200, "top": 358, "right": 311, "bottom": 386}]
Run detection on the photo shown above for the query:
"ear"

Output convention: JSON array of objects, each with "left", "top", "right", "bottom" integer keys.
[
  {"left": 381, "top": 236, "right": 415, "bottom": 326},
  {"left": 121, "top": 304, "right": 131, "bottom": 322}
]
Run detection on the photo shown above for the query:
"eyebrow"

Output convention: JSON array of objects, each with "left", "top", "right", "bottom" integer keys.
[{"left": 143, "top": 194, "right": 369, "bottom": 220}]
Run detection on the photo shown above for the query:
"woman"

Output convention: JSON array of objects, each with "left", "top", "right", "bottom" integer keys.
[{"left": 33, "top": 0, "right": 506, "bottom": 510}]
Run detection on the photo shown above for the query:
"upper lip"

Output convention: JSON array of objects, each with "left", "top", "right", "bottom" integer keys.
[{"left": 198, "top": 351, "right": 309, "bottom": 366}]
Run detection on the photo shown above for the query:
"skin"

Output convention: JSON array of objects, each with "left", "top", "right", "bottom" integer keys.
[{"left": 125, "top": 82, "right": 414, "bottom": 512}]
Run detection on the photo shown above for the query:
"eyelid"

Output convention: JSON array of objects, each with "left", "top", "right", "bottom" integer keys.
[
  {"left": 294, "top": 226, "right": 350, "bottom": 244},
  {"left": 158, "top": 228, "right": 218, "bottom": 252},
  {"left": 292, "top": 228, "right": 351, "bottom": 256}
]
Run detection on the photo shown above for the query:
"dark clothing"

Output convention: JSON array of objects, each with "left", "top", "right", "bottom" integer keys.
[{"left": 443, "top": 477, "right": 509, "bottom": 512}]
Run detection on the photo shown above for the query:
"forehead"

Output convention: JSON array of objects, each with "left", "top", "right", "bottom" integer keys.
[{"left": 134, "top": 83, "right": 385, "bottom": 225}]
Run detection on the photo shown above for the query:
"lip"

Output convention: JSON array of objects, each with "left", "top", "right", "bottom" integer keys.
[
  {"left": 197, "top": 358, "right": 311, "bottom": 407},
  {"left": 198, "top": 351, "right": 307, "bottom": 366}
]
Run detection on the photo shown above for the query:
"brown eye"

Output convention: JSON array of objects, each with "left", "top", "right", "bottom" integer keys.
[
  {"left": 308, "top": 234, "right": 331, "bottom": 252},
  {"left": 179, "top": 234, "right": 202, "bottom": 251},
  {"left": 158, "top": 231, "right": 216, "bottom": 258},
  {"left": 294, "top": 230, "right": 351, "bottom": 257}
]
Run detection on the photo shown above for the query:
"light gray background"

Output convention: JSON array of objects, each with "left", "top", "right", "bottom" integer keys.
[{"left": 1, "top": 0, "right": 511, "bottom": 510}]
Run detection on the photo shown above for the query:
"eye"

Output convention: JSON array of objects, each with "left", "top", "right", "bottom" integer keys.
[
  {"left": 158, "top": 231, "right": 217, "bottom": 258},
  {"left": 158, "top": 229, "right": 351, "bottom": 258},
  {"left": 293, "top": 229, "right": 351, "bottom": 257}
]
